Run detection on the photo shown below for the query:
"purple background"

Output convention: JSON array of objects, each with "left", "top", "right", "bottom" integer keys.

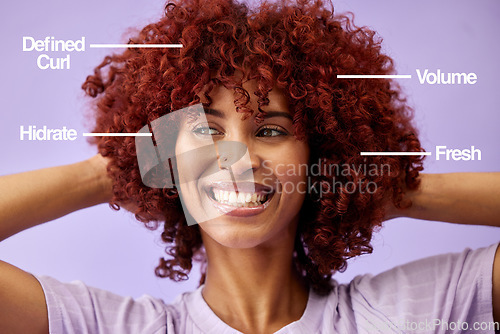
[{"left": 1, "top": 0, "right": 499, "bottom": 302}]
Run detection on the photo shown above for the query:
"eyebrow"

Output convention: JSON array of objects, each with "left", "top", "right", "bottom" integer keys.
[{"left": 204, "top": 108, "right": 293, "bottom": 120}]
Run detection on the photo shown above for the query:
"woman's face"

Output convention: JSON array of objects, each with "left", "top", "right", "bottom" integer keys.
[{"left": 175, "top": 80, "right": 309, "bottom": 249}]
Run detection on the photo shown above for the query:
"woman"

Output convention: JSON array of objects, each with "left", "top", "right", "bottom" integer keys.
[{"left": 1, "top": 0, "right": 499, "bottom": 333}]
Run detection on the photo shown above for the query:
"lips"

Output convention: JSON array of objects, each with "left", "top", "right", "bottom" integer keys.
[{"left": 204, "top": 182, "right": 275, "bottom": 217}]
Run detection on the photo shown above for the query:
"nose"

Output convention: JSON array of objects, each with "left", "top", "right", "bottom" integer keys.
[{"left": 215, "top": 140, "right": 261, "bottom": 177}]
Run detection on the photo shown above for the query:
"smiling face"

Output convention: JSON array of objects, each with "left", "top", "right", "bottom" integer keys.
[{"left": 175, "top": 80, "right": 310, "bottom": 249}]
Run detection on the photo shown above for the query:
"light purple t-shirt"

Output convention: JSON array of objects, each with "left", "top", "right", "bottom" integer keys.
[{"left": 34, "top": 243, "right": 499, "bottom": 333}]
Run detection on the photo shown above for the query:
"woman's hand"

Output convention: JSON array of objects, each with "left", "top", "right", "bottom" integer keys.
[
  {"left": 382, "top": 170, "right": 413, "bottom": 221},
  {"left": 97, "top": 154, "right": 140, "bottom": 214},
  {"left": 87, "top": 153, "right": 114, "bottom": 202}
]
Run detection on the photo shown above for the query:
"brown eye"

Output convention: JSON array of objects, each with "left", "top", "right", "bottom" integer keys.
[{"left": 257, "top": 127, "right": 287, "bottom": 137}]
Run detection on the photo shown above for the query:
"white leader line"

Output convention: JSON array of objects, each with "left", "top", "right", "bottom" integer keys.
[
  {"left": 360, "top": 152, "right": 431, "bottom": 156},
  {"left": 82, "top": 133, "right": 152, "bottom": 137},
  {"left": 337, "top": 74, "right": 412, "bottom": 79},
  {"left": 89, "top": 44, "right": 183, "bottom": 48}
]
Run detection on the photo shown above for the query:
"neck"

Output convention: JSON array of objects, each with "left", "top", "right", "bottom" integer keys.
[{"left": 201, "top": 231, "right": 308, "bottom": 334}]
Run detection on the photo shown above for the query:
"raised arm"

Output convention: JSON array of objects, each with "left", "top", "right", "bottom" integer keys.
[
  {"left": 388, "top": 172, "right": 500, "bottom": 324},
  {"left": 391, "top": 173, "right": 500, "bottom": 226},
  {"left": 0, "top": 154, "right": 112, "bottom": 242},
  {"left": 0, "top": 155, "right": 112, "bottom": 334}
]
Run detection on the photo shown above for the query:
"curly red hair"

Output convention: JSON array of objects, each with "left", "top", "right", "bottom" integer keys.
[{"left": 82, "top": 0, "right": 424, "bottom": 295}]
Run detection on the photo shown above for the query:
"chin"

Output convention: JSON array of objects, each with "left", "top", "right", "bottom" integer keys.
[{"left": 199, "top": 219, "right": 272, "bottom": 249}]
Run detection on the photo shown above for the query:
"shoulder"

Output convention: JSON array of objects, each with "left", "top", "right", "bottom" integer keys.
[
  {"left": 33, "top": 275, "right": 198, "bottom": 334},
  {"left": 348, "top": 243, "right": 498, "bottom": 304},
  {"left": 321, "top": 243, "right": 499, "bottom": 333}
]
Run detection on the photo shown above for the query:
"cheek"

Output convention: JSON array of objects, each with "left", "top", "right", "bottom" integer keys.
[
  {"left": 269, "top": 144, "right": 310, "bottom": 200},
  {"left": 174, "top": 135, "right": 207, "bottom": 222},
  {"left": 277, "top": 172, "right": 308, "bottom": 206},
  {"left": 174, "top": 133, "right": 216, "bottom": 183}
]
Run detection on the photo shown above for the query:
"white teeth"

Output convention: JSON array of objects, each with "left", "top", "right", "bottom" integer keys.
[{"left": 210, "top": 189, "right": 270, "bottom": 207}]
